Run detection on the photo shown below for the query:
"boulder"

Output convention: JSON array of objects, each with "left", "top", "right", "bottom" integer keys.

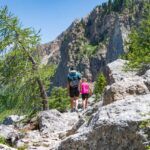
[
  {"left": 58, "top": 94, "right": 150, "bottom": 150},
  {"left": 0, "top": 125, "right": 17, "bottom": 139},
  {"left": 143, "top": 69, "right": 150, "bottom": 91},
  {"left": 103, "top": 59, "right": 150, "bottom": 105},
  {"left": 105, "top": 59, "right": 136, "bottom": 85},
  {"left": 0, "top": 144, "right": 16, "bottom": 150},
  {"left": 38, "top": 109, "right": 79, "bottom": 135},
  {"left": 103, "top": 76, "right": 149, "bottom": 105},
  {"left": 3, "top": 115, "right": 25, "bottom": 125},
  {"left": 0, "top": 125, "right": 20, "bottom": 146}
]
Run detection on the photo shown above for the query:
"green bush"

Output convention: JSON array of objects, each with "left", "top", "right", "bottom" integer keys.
[
  {"left": 94, "top": 73, "right": 107, "bottom": 101},
  {"left": 49, "top": 87, "right": 70, "bottom": 112},
  {"left": 0, "top": 136, "right": 7, "bottom": 145}
]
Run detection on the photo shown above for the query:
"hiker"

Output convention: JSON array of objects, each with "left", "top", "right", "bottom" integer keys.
[
  {"left": 67, "top": 66, "right": 81, "bottom": 112},
  {"left": 80, "top": 78, "right": 92, "bottom": 110}
]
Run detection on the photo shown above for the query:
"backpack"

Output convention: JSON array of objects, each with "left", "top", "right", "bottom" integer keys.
[{"left": 68, "top": 71, "right": 81, "bottom": 88}]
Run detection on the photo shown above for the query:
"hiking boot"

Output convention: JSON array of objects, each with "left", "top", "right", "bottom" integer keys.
[
  {"left": 75, "top": 108, "right": 78, "bottom": 112},
  {"left": 71, "top": 108, "right": 76, "bottom": 112}
]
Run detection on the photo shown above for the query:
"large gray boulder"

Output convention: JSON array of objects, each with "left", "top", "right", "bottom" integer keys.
[
  {"left": 103, "top": 59, "right": 150, "bottom": 105},
  {"left": 103, "top": 76, "right": 149, "bottom": 105},
  {"left": 105, "top": 59, "right": 136, "bottom": 84},
  {"left": 38, "top": 109, "right": 79, "bottom": 135},
  {"left": 58, "top": 94, "right": 150, "bottom": 150},
  {"left": 15, "top": 110, "right": 79, "bottom": 150}
]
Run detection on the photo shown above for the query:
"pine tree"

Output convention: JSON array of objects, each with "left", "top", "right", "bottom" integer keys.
[
  {"left": 0, "top": 7, "right": 55, "bottom": 111},
  {"left": 126, "top": 4, "right": 150, "bottom": 69},
  {"left": 94, "top": 73, "right": 107, "bottom": 101},
  {"left": 113, "top": 0, "right": 120, "bottom": 11},
  {"left": 102, "top": 2, "right": 108, "bottom": 12},
  {"left": 49, "top": 87, "right": 70, "bottom": 112},
  {"left": 108, "top": 0, "right": 112, "bottom": 12}
]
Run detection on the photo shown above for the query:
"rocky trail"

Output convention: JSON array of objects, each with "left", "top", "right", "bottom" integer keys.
[{"left": 0, "top": 96, "right": 98, "bottom": 150}]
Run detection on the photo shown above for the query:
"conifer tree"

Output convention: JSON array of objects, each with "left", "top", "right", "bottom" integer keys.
[
  {"left": 94, "top": 73, "right": 107, "bottom": 101},
  {"left": 0, "top": 7, "right": 55, "bottom": 111},
  {"left": 108, "top": 0, "right": 112, "bottom": 12},
  {"left": 126, "top": 4, "right": 150, "bottom": 69}
]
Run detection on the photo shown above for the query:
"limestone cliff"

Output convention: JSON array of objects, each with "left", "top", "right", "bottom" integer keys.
[{"left": 40, "top": 0, "right": 148, "bottom": 87}]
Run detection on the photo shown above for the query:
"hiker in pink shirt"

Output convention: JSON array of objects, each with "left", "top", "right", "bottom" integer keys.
[{"left": 80, "top": 78, "right": 92, "bottom": 110}]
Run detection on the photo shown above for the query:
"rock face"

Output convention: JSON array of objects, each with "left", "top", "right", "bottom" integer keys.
[
  {"left": 58, "top": 94, "right": 150, "bottom": 150},
  {"left": 39, "top": 0, "right": 147, "bottom": 87}
]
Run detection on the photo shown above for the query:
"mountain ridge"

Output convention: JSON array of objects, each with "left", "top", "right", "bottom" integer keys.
[{"left": 39, "top": 0, "right": 149, "bottom": 87}]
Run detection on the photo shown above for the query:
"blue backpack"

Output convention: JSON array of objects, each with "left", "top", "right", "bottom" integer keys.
[{"left": 68, "top": 71, "right": 81, "bottom": 87}]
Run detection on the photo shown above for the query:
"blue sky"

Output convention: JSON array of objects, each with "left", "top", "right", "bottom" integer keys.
[{"left": 1, "top": 0, "right": 107, "bottom": 43}]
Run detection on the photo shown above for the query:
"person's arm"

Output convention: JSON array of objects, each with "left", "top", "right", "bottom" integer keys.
[
  {"left": 89, "top": 85, "right": 92, "bottom": 96},
  {"left": 67, "top": 75, "right": 70, "bottom": 95},
  {"left": 78, "top": 73, "right": 82, "bottom": 93},
  {"left": 67, "top": 82, "right": 70, "bottom": 95},
  {"left": 79, "top": 80, "right": 82, "bottom": 93}
]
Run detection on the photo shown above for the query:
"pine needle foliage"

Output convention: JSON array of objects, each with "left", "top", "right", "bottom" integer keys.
[
  {"left": 94, "top": 73, "right": 107, "bottom": 101},
  {"left": 124, "top": 4, "right": 150, "bottom": 70},
  {"left": 49, "top": 87, "right": 70, "bottom": 112},
  {"left": 0, "top": 6, "right": 55, "bottom": 113}
]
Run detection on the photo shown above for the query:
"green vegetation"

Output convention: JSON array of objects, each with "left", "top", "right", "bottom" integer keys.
[
  {"left": 124, "top": 4, "right": 150, "bottom": 70},
  {"left": 94, "top": 73, "right": 107, "bottom": 101},
  {"left": 0, "top": 109, "right": 17, "bottom": 123},
  {"left": 146, "top": 145, "right": 150, "bottom": 150},
  {"left": 100, "top": 0, "right": 146, "bottom": 13},
  {"left": 49, "top": 87, "right": 70, "bottom": 112},
  {"left": 78, "top": 43, "right": 98, "bottom": 59},
  {"left": 0, "top": 6, "right": 55, "bottom": 117},
  {"left": 17, "top": 144, "right": 29, "bottom": 150},
  {"left": 0, "top": 136, "right": 7, "bottom": 145},
  {"left": 139, "top": 117, "right": 150, "bottom": 150}
]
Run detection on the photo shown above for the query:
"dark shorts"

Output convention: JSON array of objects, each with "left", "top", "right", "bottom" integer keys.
[
  {"left": 69, "top": 87, "right": 79, "bottom": 97},
  {"left": 82, "top": 93, "right": 89, "bottom": 100}
]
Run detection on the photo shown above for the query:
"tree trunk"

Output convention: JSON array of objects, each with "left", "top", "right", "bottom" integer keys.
[
  {"left": 18, "top": 41, "right": 49, "bottom": 110},
  {"left": 37, "top": 78, "right": 49, "bottom": 110}
]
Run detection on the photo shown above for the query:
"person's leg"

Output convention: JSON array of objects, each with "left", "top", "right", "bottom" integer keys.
[
  {"left": 70, "top": 97, "right": 74, "bottom": 110},
  {"left": 74, "top": 87, "right": 80, "bottom": 111},
  {"left": 74, "top": 97, "right": 79, "bottom": 110},
  {"left": 82, "top": 94, "right": 86, "bottom": 110},
  {"left": 85, "top": 94, "right": 89, "bottom": 109},
  {"left": 82, "top": 100, "right": 86, "bottom": 110},
  {"left": 70, "top": 88, "right": 75, "bottom": 111},
  {"left": 85, "top": 98, "right": 88, "bottom": 109}
]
